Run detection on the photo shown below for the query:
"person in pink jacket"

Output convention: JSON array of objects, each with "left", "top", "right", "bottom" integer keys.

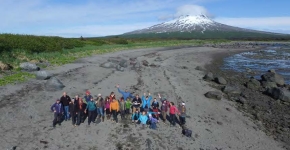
[
  {"left": 104, "top": 96, "right": 111, "bottom": 121},
  {"left": 169, "top": 102, "right": 180, "bottom": 127}
]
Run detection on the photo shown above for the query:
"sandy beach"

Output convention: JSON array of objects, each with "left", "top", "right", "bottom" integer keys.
[{"left": 0, "top": 46, "right": 286, "bottom": 150}]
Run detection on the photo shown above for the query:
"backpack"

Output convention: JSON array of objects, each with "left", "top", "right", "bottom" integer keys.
[{"left": 182, "top": 128, "right": 192, "bottom": 137}]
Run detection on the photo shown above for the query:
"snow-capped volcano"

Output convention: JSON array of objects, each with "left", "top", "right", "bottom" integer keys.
[{"left": 124, "top": 15, "right": 254, "bottom": 34}]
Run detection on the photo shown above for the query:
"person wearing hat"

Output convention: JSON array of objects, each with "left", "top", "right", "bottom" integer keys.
[
  {"left": 96, "top": 93, "right": 105, "bottom": 122},
  {"left": 178, "top": 102, "right": 186, "bottom": 126},
  {"left": 84, "top": 90, "right": 93, "bottom": 103},
  {"left": 50, "top": 99, "right": 63, "bottom": 128}
]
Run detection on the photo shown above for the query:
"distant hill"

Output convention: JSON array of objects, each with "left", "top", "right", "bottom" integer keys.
[{"left": 121, "top": 15, "right": 290, "bottom": 40}]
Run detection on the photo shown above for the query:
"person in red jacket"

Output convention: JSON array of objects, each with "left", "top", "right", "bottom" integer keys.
[{"left": 169, "top": 102, "right": 180, "bottom": 127}]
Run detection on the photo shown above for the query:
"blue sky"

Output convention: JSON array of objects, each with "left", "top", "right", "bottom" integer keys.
[{"left": 1, "top": 0, "right": 290, "bottom": 37}]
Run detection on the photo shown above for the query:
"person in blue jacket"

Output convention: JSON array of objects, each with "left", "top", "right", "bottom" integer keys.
[
  {"left": 138, "top": 111, "right": 148, "bottom": 129},
  {"left": 51, "top": 99, "right": 63, "bottom": 128},
  {"left": 148, "top": 114, "right": 158, "bottom": 130},
  {"left": 141, "top": 93, "right": 152, "bottom": 112},
  {"left": 85, "top": 97, "right": 97, "bottom": 125},
  {"left": 116, "top": 84, "right": 134, "bottom": 101}
]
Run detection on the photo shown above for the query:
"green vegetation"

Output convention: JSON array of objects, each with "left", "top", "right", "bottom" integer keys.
[{"left": 0, "top": 71, "right": 35, "bottom": 86}]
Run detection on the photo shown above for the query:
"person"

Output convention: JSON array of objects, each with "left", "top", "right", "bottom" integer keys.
[
  {"left": 158, "top": 93, "right": 169, "bottom": 123},
  {"left": 96, "top": 94, "right": 105, "bottom": 122},
  {"left": 132, "top": 108, "right": 140, "bottom": 123},
  {"left": 125, "top": 98, "right": 132, "bottom": 119},
  {"left": 50, "top": 99, "right": 63, "bottom": 128},
  {"left": 148, "top": 114, "right": 158, "bottom": 130},
  {"left": 109, "top": 92, "right": 115, "bottom": 103},
  {"left": 169, "top": 102, "right": 180, "bottom": 127},
  {"left": 151, "top": 98, "right": 160, "bottom": 120},
  {"left": 119, "top": 97, "right": 125, "bottom": 120},
  {"left": 85, "top": 97, "right": 97, "bottom": 125},
  {"left": 110, "top": 98, "right": 120, "bottom": 123},
  {"left": 116, "top": 84, "right": 134, "bottom": 101},
  {"left": 84, "top": 90, "right": 92, "bottom": 103},
  {"left": 141, "top": 93, "right": 152, "bottom": 112},
  {"left": 104, "top": 96, "right": 111, "bottom": 120},
  {"left": 138, "top": 111, "right": 148, "bottom": 129},
  {"left": 69, "top": 98, "right": 79, "bottom": 126},
  {"left": 76, "top": 97, "right": 86, "bottom": 125},
  {"left": 178, "top": 102, "right": 186, "bottom": 126},
  {"left": 60, "top": 92, "right": 71, "bottom": 121},
  {"left": 131, "top": 94, "right": 142, "bottom": 122}
]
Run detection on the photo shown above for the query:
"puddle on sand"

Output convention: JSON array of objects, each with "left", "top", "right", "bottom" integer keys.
[{"left": 222, "top": 46, "right": 290, "bottom": 84}]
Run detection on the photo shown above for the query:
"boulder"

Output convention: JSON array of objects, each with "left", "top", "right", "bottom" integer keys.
[
  {"left": 142, "top": 60, "right": 149, "bottom": 66},
  {"left": 119, "top": 60, "right": 128, "bottom": 68},
  {"left": 116, "top": 65, "right": 124, "bottom": 72},
  {"left": 246, "top": 78, "right": 261, "bottom": 90},
  {"left": 100, "top": 62, "right": 116, "bottom": 68},
  {"left": 45, "top": 77, "right": 65, "bottom": 91},
  {"left": 266, "top": 87, "right": 290, "bottom": 102},
  {"left": 195, "top": 66, "right": 204, "bottom": 71},
  {"left": 222, "top": 85, "right": 241, "bottom": 95},
  {"left": 203, "top": 72, "right": 214, "bottom": 81},
  {"left": 154, "top": 57, "right": 162, "bottom": 62},
  {"left": 205, "top": 91, "right": 222, "bottom": 100},
  {"left": 215, "top": 77, "right": 227, "bottom": 85},
  {"left": 36, "top": 71, "right": 51, "bottom": 80},
  {"left": 20, "top": 62, "right": 40, "bottom": 71},
  {"left": 261, "top": 72, "right": 285, "bottom": 86},
  {"left": 0, "top": 61, "right": 12, "bottom": 70},
  {"left": 261, "top": 81, "right": 277, "bottom": 89}
]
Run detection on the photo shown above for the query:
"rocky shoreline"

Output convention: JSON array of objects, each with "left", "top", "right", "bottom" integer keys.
[{"left": 203, "top": 45, "right": 290, "bottom": 150}]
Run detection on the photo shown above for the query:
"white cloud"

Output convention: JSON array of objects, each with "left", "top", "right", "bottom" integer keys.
[{"left": 175, "top": 4, "right": 213, "bottom": 18}]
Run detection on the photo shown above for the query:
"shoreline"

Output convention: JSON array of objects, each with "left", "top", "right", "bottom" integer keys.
[{"left": 0, "top": 45, "right": 288, "bottom": 150}]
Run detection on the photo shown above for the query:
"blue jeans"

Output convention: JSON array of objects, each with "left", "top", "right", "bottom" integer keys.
[
  {"left": 150, "top": 122, "right": 157, "bottom": 129},
  {"left": 97, "top": 107, "right": 104, "bottom": 117},
  {"left": 64, "top": 106, "right": 70, "bottom": 120}
]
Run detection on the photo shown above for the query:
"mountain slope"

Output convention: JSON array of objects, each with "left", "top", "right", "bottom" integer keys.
[{"left": 122, "top": 15, "right": 289, "bottom": 39}]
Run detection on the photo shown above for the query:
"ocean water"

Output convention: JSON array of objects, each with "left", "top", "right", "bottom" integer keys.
[{"left": 222, "top": 46, "right": 290, "bottom": 84}]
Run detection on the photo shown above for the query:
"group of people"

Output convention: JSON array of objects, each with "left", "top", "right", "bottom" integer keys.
[{"left": 50, "top": 85, "right": 187, "bottom": 129}]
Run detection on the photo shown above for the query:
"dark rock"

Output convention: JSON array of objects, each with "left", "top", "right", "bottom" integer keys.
[
  {"left": 45, "top": 77, "right": 65, "bottom": 91},
  {"left": 266, "top": 87, "right": 290, "bottom": 102},
  {"left": 116, "top": 65, "right": 124, "bottom": 72},
  {"left": 149, "top": 63, "right": 158, "bottom": 67},
  {"left": 195, "top": 66, "right": 204, "bottom": 71},
  {"left": 236, "top": 97, "right": 246, "bottom": 104},
  {"left": 36, "top": 71, "right": 52, "bottom": 80},
  {"left": 215, "top": 77, "right": 227, "bottom": 85},
  {"left": 261, "top": 81, "right": 277, "bottom": 89},
  {"left": 142, "top": 60, "right": 149, "bottom": 66},
  {"left": 222, "top": 85, "right": 241, "bottom": 95},
  {"left": 261, "top": 72, "right": 285, "bottom": 86},
  {"left": 204, "top": 91, "right": 222, "bottom": 100},
  {"left": 154, "top": 57, "right": 162, "bottom": 62},
  {"left": 246, "top": 78, "right": 261, "bottom": 90},
  {"left": 100, "top": 62, "right": 116, "bottom": 68},
  {"left": 119, "top": 60, "right": 128, "bottom": 68},
  {"left": 268, "top": 69, "right": 276, "bottom": 73},
  {"left": 203, "top": 72, "right": 214, "bottom": 81},
  {"left": 20, "top": 62, "right": 40, "bottom": 71},
  {"left": 181, "top": 66, "right": 188, "bottom": 69}
]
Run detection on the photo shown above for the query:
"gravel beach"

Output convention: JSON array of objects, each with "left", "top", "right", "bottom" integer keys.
[{"left": 0, "top": 46, "right": 286, "bottom": 150}]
